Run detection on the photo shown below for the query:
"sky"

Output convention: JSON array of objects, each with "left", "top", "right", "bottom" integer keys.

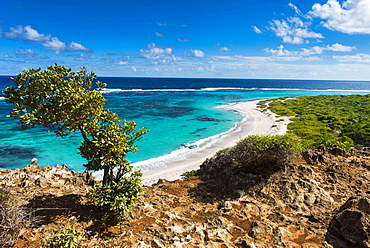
[{"left": 1, "top": 0, "right": 370, "bottom": 80}]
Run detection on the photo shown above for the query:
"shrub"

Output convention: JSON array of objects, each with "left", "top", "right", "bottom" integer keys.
[
  {"left": 0, "top": 187, "right": 34, "bottom": 247},
  {"left": 232, "top": 134, "right": 302, "bottom": 175},
  {"left": 46, "top": 226, "right": 83, "bottom": 248},
  {"left": 87, "top": 171, "right": 143, "bottom": 222},
  {"left": 181, "top": 170, "right": 198, "bottom": 180}
]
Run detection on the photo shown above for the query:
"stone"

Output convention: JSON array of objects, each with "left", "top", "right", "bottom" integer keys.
[{"left": 326, "top": 195, "right": 370, "bottom": 247}]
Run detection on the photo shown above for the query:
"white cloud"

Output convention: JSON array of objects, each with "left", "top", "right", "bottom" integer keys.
[
  {"left": 140, "top": 43, "right": 173, "bottom": 59},
  {"left": 118, "top": 61, "right": 128, "bottom": 65},
  {"left": 333, "top": 53, "right": 370, "bottom": 63},
  {"left": 309, "top": 0, "right": 370, "bottom": 34},
  {"left": 4, "top": 25, "right": 50, "bottom": 42},
  {"left": 2, "top": 25, "right": 91, "bottom": 53},
  {"left": 177, "top": 38, "right": 190, "bottom": 42},
  {"left": 252, "top": 26, "right": 263, "bottom": 34},
  {"left": 155, "top": 32, "right": 164, "bottom": 38},
  {"left": 14, "top": 48, "right": 49, "bottom": 59},
  {"left": 140, "top": 43, "right": 177, "bottom": 64},
  {"left": 192, "top": 49, "right": 205, "bottom": 57},
  {"left": 326, "top": 43, "right": 356, "bottom": 52},
  {"left": 68, "top": 41, "right": 90, "bottom": 52},
  {"left": 265, "top": 43, "right": 355, "bottom": 57},
  {"left": 264, "top": 45, "right": 298, "bottom": 56},
  {"left": 289, "top": 3, "right": 304, "bottom": 16},
  {"left": 43, "top": 37, "right": 66, "bottom": 50},
  {"left": 156, "top": 22, "right": 167, "bottom": 26},
  {"left": 219, "top": 47, "right": 230, "bottom": 52},
  {"left": 268, "top": 17, "right": 324, "bottom": 44}
]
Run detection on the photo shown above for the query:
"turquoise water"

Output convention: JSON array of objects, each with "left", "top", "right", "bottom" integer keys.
[{"left": 1, "top": 76, "right": 370, "bottom": 172}]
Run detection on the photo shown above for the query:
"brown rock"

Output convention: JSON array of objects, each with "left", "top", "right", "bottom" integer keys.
[{"left": 326, "top": 195, "right": 370, "bottom": 247}]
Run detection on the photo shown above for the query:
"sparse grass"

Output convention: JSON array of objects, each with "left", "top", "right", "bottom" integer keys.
[{"left": 0, "top": 187, "right": 35, "bottom": 247}]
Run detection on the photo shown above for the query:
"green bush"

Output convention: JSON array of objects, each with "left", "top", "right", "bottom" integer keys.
[
  {"left": 46, "top": 226, "right": 83, "bottom": 248},
  {"left": 181, "top": 170, "right": 198, "bottom": 180},
  {"left": 232, "top": 134, "right": 302, "bottom": 175},
  {"left": 87, "top": 171, "right": 143, "bottom": 222}
]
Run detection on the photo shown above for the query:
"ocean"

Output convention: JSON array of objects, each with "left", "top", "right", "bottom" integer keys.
[{"left": 1, "top": 76, "right": 370, "bottom": 173}]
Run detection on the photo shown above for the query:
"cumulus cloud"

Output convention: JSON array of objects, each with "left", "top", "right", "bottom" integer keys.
[
  {"left": 309, "top": 0, "right": 370, "bottom": 34},
  {"left": 326, "top": 43, "right": 356, "bottom": 52},
  {"left": 4, "top": 25, "right": 50, "bottom": 42},
  {"left": 140, "top": 43, "right": 177, "bottom": 64},
  {"left": 264, "top": 45, "right": 297, "bottom": 56},
  {"left": 2, "top": 25, "right": 91, "bottom": 53},
  {"left": 43, "top": 37, "right": 66, "bottom": 50},
  {"left": 192, "top": 49, "right": 205, "bottom": 57},
  {"left": 268, "top": 17, "right": 324, "bottom": 44}
]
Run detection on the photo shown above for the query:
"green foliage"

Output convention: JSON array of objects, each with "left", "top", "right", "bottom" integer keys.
[
  {"left": 2, "top": 64, "right": 106, "bottom": 136},
  {"left": 266, "top": 94, "right": 370, "bottom": 148},
  {"left": 87, "top": 171, "right": 143, "bottom": 222},
  {"left": 232, "top": 134, "right": 302, "bottom": 175},
  {"left": 46, "top": 226, "right": 83, "bottom": 248},
  {"left": 2, "top": 64, "right": 148, "bottom": 186},
  {"left": 181, "top": 170, "right": 198, "bottom": 180}
]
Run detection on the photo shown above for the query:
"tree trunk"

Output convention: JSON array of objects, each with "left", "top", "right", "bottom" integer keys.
[{"left": 102, "top": 166, "right": 110, "bottom": 186}]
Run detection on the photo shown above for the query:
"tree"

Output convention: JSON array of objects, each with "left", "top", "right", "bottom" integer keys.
[{"left": 2, "top": 64, "right": 148, "bottom": 186}]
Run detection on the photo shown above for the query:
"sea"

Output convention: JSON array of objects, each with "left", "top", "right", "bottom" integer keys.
[{"left": 1, "top": 76, "right": 370, "bottom": 174}]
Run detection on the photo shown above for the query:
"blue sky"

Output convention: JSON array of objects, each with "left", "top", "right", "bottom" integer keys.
[{"left": 1, "top": 0, "right": 370, "bottom": 80}]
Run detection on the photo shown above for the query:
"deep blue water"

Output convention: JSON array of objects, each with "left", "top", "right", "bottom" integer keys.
[{"left": 1, "top": 76, "right": 370, "bottom": 172}]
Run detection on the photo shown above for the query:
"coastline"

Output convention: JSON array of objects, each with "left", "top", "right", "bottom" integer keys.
[{"left": 141, "top": 99, "right": 291, "bottom": 186}]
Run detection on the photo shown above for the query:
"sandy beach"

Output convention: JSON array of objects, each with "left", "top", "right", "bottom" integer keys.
[{"left": 141, "top": 99, "right": 291, "bottom": 186}]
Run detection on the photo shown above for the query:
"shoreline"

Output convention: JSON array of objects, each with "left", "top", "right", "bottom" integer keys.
[{"left": 141, "top": 99, "right": 291, "bottom": 186}]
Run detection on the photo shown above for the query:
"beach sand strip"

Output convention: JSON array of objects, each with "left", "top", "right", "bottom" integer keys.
[{"left": 141, "top": 99, "right": 291, "bottom": 186}]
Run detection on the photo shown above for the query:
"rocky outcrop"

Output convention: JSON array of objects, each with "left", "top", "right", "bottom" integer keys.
[
  {"left": 326, "top": 196, "right": 370, "bottom": 247},
  {"left": 2, "top": 146, "right": 370, "bottom": 247},
  {"left": 0, "top": 160, "right": 95, "bottom": 196}
]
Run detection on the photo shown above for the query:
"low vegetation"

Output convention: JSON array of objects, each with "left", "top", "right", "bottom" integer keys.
[
  {"left": 87, "top": 170, "right": 143, "bottom": 222},
  {"left": 232, "top": 134, "right": 302, "bottom": 175},
  {"left": 46, "top": 226, "right": 84, "bottom": 248},
  {"left": 0, "top": 187, "right": 35, "bottom": 247},
  {"left": 264, "top": 94, "right": 370, "bottom": 148}
]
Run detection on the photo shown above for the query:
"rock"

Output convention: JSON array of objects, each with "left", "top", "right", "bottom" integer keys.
[
  {"left": 0, "top": 163, "right": 95, "bottom": 191},
  {"left": 326, "top": 195, "right": 370, "bottom": 247},
  {"left": 218, "top": 201, "right": 233, "bottom": 211}
]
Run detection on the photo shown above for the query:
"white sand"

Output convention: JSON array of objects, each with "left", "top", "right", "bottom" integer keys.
[{"left": 141, "top": 99, "right": 291, "bottom": 186}]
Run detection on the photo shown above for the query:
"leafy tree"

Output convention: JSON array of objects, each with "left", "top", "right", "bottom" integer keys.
[{"left": 2, "top": 64, "right": 148, "bottom": 186}]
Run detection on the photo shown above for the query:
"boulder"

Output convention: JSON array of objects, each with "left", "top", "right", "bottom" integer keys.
[{"left": 326, "top": 195, "right": 370, "bottom": 247}]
